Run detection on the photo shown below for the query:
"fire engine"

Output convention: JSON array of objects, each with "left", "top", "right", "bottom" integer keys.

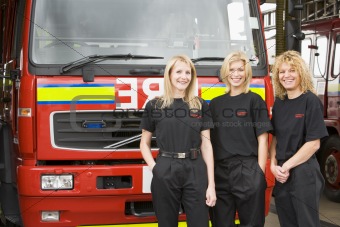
[
  {"left": 300, "top": 0, "right": 340, "bottom": 203},
  {"left": 263, "top": 0, "right": 340, "bottom": 203},
  {"left": 0, "top": 0, "right": 275, "bottom": 226}
]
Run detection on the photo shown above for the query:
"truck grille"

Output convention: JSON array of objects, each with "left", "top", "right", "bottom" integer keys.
[
  {"left": 52, "top": 110, "right": 157, "bottom": 150},
  {"left": 125, "top": 201, "right": 184, "bottom": 217}
]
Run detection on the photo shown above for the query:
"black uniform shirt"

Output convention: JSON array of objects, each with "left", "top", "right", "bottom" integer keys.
[
  {"left": 271, "top": 91, "right": 328, "bottom": 161},
  {"left": 140, "top": 97, "right": 213, "bottom": 153},
  {"left": 210, "top": 91, "right": 272, "bottom": 160}
]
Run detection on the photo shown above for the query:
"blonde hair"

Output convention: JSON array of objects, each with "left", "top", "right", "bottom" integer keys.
[
  {"left": 220, "top": 51, "right": 252, "bottom": 94},
  {"left": 158, "top": 55, "right": 202, "bottom": 110},
  {"left": 272, "top": 50, "right": 315, "bottom": 100}
]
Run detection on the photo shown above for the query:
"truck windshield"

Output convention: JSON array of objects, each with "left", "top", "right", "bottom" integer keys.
[{"left": 31, "top": 0, "right": 264, "bottom": 67}]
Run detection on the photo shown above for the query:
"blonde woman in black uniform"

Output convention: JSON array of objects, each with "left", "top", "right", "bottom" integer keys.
[
  {"left": 140, "top": 55, "right": 216, "bottom": 227},
  {"left": 210, "top": 51, "right": 272, "bottom": 227},
  {"left": 270, "top": 50, "right": 328, "bottom": 227}
]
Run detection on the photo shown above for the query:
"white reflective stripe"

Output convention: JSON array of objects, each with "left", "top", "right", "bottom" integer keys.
[
  {"left": 104, "top": 134, "right": 142, "bottom": 149},
  {"left": 142, "top": 166, "right": 153, "bottom": 193}
]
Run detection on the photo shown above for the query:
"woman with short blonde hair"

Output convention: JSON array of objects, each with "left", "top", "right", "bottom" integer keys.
[
  {"left": 210, "top": 51, "right": 272, "bottom": 227},
  {"left": 220, "top": 51, "right": 252, "bottom": 94}
]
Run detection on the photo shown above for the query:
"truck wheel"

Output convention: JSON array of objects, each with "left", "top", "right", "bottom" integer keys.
[
  {"left": 0, "top": 204, "right": 18, "bottom": 227},
  {"left": 0, "top": 203, "right": 5, "bottom": 226},
  {"left": 319, "top": 135, "right": 340, "bottom": 203}
]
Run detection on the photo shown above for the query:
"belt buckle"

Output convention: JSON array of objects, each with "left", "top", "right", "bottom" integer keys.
[{"left": 178, "top": 153, "right": 186, "bottom": 159}]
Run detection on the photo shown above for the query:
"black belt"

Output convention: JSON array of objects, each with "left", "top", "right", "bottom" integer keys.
[{"left": 159, "top": 149, "right": 201, "bottom": 159}]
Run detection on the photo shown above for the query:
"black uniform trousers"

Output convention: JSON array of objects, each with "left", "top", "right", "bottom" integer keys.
[
  {"left": 211, "top": 156, "right": 267, "bottom": 227},
  {"left": 274, "top": 156, "right": 324, "bottom": 227},
  {"left": 151, "top": 155, "right": 209, "bottom": 227}
]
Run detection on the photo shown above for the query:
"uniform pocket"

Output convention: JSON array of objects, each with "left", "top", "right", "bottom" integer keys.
[
  {"left": 293, "top": 161, "right": 315, "bottom": 186},
  {"left": 255, "top": 161, "right": 265, "bottom": 176},
  {"left": 151, "top": 156, "right": 164, "bottom": 177}
]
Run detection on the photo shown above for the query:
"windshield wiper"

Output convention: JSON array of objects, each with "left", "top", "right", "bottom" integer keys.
[
  {"left": 129, "top": 68, "right": 164, "bottom": 75},
  {"left": 60, "top": 54, "right": 164, "bottom": 73},
  {"left": 191, "top": 57, "right": 225, "bottom": 63}
]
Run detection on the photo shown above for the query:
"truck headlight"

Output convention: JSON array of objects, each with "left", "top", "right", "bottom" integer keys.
[
  {"left": 41, "top": 174, "right": 73, "bottom": 190},
  {"left": 41, "top": 211, "right": 60, "bottom": 222}
]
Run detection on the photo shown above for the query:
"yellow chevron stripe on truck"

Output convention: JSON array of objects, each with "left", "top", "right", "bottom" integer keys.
[
  {"left": 79, "top": 220, "right": 240, "bottom": 226},
  {"left": 201, "top": 83, "right": 265, "bottom": 102},
  {"left": 37, "top": 83, "right": 115, "bottom": 104}
]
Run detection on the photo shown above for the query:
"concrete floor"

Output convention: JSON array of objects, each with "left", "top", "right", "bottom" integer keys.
[{"left": 265, "top": 194, "right": 340, "bottom": 227}]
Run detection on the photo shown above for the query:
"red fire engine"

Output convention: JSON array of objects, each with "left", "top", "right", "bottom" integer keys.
[
  {"left": 300, "top": 0, "right": 340, "bottom": 203},
  {"left": 0, "top": 0, "right": 275, "bottom": 226}
]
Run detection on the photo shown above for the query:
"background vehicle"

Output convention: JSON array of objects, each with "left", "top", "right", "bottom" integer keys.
[
  {"left": 0, "top": 0, "right": 275, "bottom": 226},
  {"left": 262, "top": 0, "right": 340, "bottom": 203},
  {"left": 300, "top": 0, "right": 340, "bottom": 203}
]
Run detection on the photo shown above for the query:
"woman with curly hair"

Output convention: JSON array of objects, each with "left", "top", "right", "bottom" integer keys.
[{"left": 270, "top": 50, "right": 328, "bottom": 227}]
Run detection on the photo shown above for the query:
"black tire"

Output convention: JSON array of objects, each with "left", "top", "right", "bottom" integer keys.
[
  {"left": 0, "top": 204, "right": 21, "bottom": 227},
  {"left": 319, "top": 135, "right": 340, "bottom": 203},
  {"left": 0, "top": 204, "right": 5, "bottom": 226}
]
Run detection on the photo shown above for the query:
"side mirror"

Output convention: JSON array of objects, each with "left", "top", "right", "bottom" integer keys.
[{"left": 285, "top": 20, "right": 305, "bottom": 51}]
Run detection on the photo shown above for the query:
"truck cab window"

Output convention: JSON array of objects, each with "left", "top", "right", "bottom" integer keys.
[
  {"left": 30, "top": 0, "right": 265, "bottom": 69},
  {"left": 333, "top": 35, "right": 340, "bottom": 77},
  {"left": 313, "top": 36, "right": 327, "bottom": 77},
  {"left": 301, "top": 38, "right": 311, "bottom": 66}
]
